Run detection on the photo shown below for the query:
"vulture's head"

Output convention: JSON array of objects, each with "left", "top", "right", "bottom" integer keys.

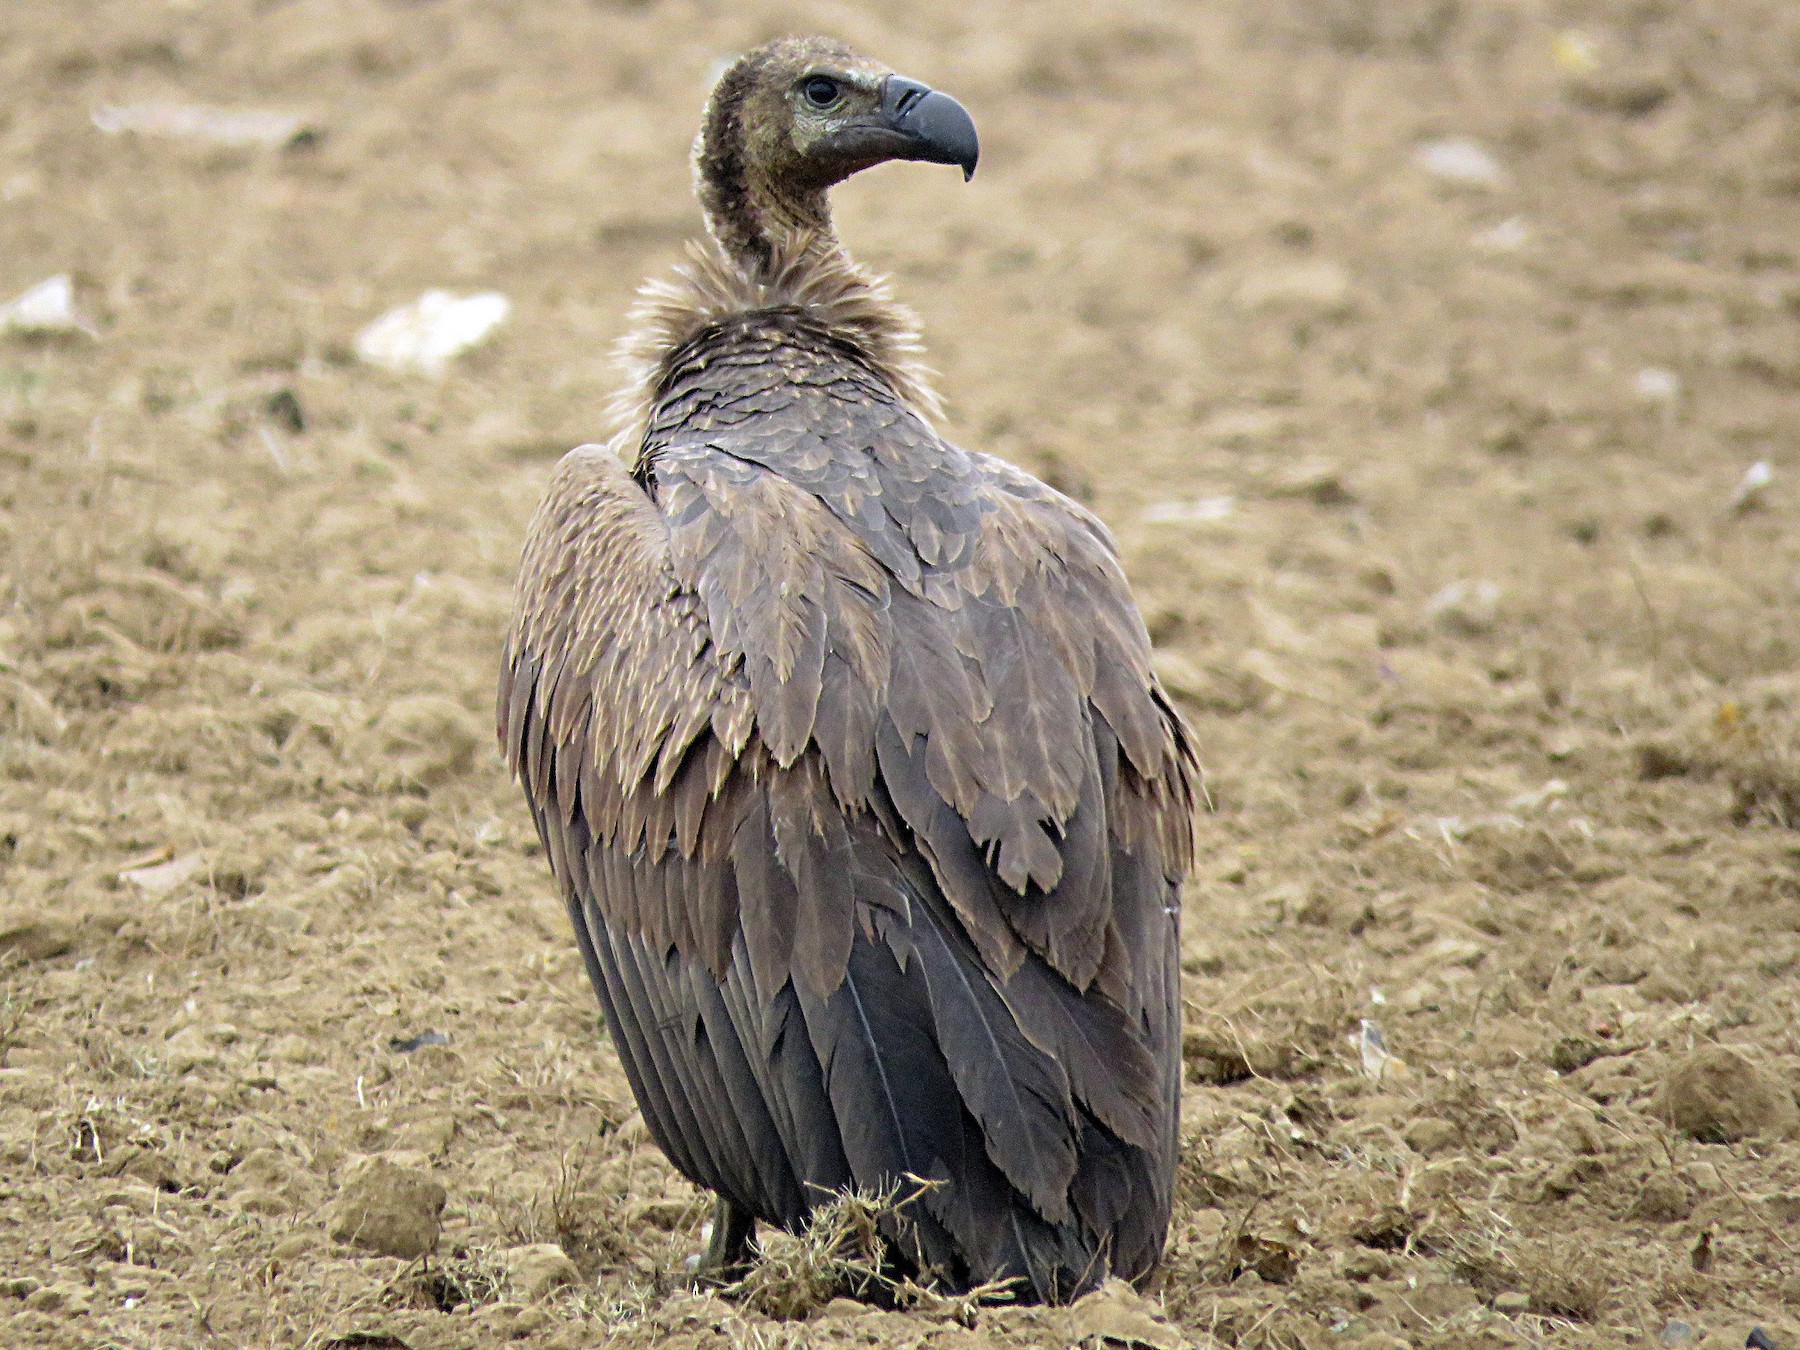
[{"left": 697, "top": 38, "right": 979, "bottom": 265}]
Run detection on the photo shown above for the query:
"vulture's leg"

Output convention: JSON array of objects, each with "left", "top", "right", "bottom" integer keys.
[{"left": 694, "top": 1195, "right": 757, "bottom": 1283}]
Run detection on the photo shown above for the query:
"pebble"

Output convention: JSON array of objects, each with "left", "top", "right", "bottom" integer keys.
[
  {"left": 392, "top": 1113, "right": 457, "bottom": 1157},
  {"left": 1634, "top": 367, "right": 1681, "bottom": 402},
  {"left": 1415, "top": 137, "right": 1508, "bottom": 188},
  {"left": 91, "top": 102, "right": 315, "bottom": 149},
  {"left": 1403, "top": 1117, "right": 1458, "bottom": 1156},
  {"left": 1652, "top": 1046, "right": 1799, "bottom": 1142},
  {"left": 0, "top": 909, "right": 75, "bottom": 962},
  {"left": 355, "top": 291, "right": 511, "bottom": 379},
  {"left": 25, "top": 1281, "right": 91, "bottom": 1314},
  {"left": 1232, "top": 261, "right": 1354, "bottom": 319},
  {"left": 512, "top": 1305, "right": 551, "bottom": 1335},
  {"left": 270, "top": 1233, "right": 319, "bottom": 1264},
  {"left": 1731, "top": 461, "right": 1774, "bottom": 513},
  {"left": 1634, "top": 1180, "right": 1699, "bottom": 1231},
  {"left": 0, "top": 275, "right": 93, "bottom": 337},
  {"left": 1426, "top": 579, "right": 1502, "bottom": 636},
  {"left": 224, "top": 1148, "right": 315, "bottom": 1216},
  {"left": 1338, "top": 1249, "right": 1395, "bottom": 1282},
  {"left": 1059, "top": 1278, "right": 1186, "bottom": 1349},
  {"left": 325, "top": 1156, "right": 446, "bottom": 1259},
  {"left": 1493, "top": 1290, "right": 1531, "bottom": 1314}
]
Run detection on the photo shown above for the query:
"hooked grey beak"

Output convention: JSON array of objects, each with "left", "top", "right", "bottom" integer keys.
[{"left": 876, "top": 75, "right": 980, "bottom": 180}]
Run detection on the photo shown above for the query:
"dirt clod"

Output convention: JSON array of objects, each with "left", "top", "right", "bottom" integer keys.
[
  {"left": 1402, "top": 1117, "right": 1459, "bottom": 1155},
  {"left": 1652, "top": 1047, "right": 1800, "bottom": 1142},
  {"left": 325, "top": 1156, "right": 447, "bottom": 1260},
  {"left": 25, "top": 1282, "right": 90, "bottom": 1314},
  {"left": 0, "top": 909, "right": 75, "bottom": 962},
  {"left": 1061, "top": 1278, "right": 1191, "bottom": 1349},
  {"left": 503, "top": 1243, "right": 581, "bottom": 1301},
  {"left": 1629, "top": 1172, "right": 1694, "bottom": 1223}
]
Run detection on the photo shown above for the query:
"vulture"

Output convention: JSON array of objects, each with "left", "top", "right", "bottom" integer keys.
[{"left": 499, "top": 37, "right": 1198, "bottom": 1303}]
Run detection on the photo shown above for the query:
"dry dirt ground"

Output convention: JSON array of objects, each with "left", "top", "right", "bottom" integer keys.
[{"left": 2, "top": 1, "right": 1799, "bottom": 1347}]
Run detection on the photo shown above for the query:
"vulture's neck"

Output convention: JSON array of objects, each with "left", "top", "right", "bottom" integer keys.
[
  {"left": 611, "top": 82, "right": 943, "bottom": 443},
  {"left": 694, "top": 76, "right": 836, "bottom": 275}
]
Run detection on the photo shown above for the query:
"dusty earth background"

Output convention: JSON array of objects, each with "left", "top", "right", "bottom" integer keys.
[{"left": 1, "top": 0, "right": 1798, "bottom": 1346}]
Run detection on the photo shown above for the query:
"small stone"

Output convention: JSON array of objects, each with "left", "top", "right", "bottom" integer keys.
[
  {"left": 25, "top": 1281, "right": 90, "bottom": 1314},
  {"left": 161, "top": 1026, "right": 223, "bottom": 1075},
  {"left": 1652, "top": 1047, "right": 1800, "bottom": 1142},
  {"left": 1542, "top": 1156, "right": 1602, "bottom": 1197},
  {"left": 1061, "top": 1277, "right": 1186, "bottom": 1349},
  {"left": 224, "top": 1148, "right": 315, "bottom": 1216},
  {"left": 511, "top": 1305, "right": 551, "bottom": 1335},
  {"left": 388, "top": 1030, "right": 450, "bottom": 1055},
  {"left": 0, "top": 1276, "right": 41, "bottom": 1298},
  {"left": 1634, "top": 367, "right": 1681, "bottom": 402},
  {"left": 1403, "top": 1118, "right": 1459, "bottom": 1155},
  {"left": 325, "top": 1156, "right": 446, "bottom": 1259},
  {"left": 234, "top": 1188, "right": 300, "bottom": 1216},
  {"left": 504, "top": 1243, "right": 580, "bottom": 1300},
  {"left": 1556, "top": 1112, "right": 1605, "bottom": 1156},
  {"left": 270, "top": 1234, "right": 318, "bottom": 1264},
  {"left": 1629, "top": 1172, "right": 1693, "bottom": 1223},
  {"left": 117, "top": 1146, "right": 181, "bottom": 1191},
  {"left": 1550, "top": 1036, "right": 1606, "bottom": 1074},
  {"left": 377, "top": 1148, "right": 433, "bottom": 1174},
  {"left": 1339, "top": 1249, "right": 1394, "bottom": 1282},
  {"left": 1768, "top": 1193, "right": 1800, "bottom": 1225},
  {"left": 99, "top": 1187, "right": 160, "bottom": 1215},
  {"left": 1233, "top": 261, "right": 1354, "bottom": 319},
  {"left": 1426, "top": 579, "right": 1502, "bottom": 636},
  {"left": 1415, "top": 137, "right": 1508, "bottom": 187},
  {"left": 392, "top": 1114, "right": 457, "bottom": 1157},
  {"left": 119, "top": 853, "right": 205, "bottom": 897},
  {"left": 1493, "top": 1291, "right": 1531, "bottom": 1314},
  {"left": 0, "top": 910, "right": 75, "bottom": 962},
  {"left": 626, "top": 1197, "right": 697, "bottom": 1230}
]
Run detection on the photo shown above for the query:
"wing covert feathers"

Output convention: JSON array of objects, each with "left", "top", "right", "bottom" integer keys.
[{"left": 501, "top": 253, "right": 1197, "bottom": 1300}]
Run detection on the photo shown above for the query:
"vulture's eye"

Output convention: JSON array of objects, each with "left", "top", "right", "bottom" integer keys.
[{"left": 801, "top": 76, "right": 841, "bottom": 108}]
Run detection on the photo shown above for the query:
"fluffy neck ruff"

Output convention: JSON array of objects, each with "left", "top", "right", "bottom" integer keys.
[{"left": 612, "top": 232, "right": 943, "bottom": 453}]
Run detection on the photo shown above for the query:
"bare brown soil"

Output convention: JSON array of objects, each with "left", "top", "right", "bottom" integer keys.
[{"left": 2, "top": 2, "right": 1798, "bottom": 1346}]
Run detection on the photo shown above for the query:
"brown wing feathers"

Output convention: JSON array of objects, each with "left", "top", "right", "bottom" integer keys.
[{"left": 499, "top": 39, "right": 1198, "bottom": 1302}]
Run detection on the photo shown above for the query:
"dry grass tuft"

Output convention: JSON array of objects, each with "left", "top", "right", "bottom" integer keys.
[
  {"left": 726, "top": 1179, "right": 1015, "bottom": 1322},
  {"left": 731, "top": 1184, "right": 907, "bottom": 1320}
]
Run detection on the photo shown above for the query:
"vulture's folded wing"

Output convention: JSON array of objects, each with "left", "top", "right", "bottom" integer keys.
[{"left": 502, "top": 410, "right": 1196, "bottom": 1296}]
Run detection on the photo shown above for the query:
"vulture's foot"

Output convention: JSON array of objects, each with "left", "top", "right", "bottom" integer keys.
[{"left": 691, "top": 1196, "right": 757, "bottom": 1286}]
